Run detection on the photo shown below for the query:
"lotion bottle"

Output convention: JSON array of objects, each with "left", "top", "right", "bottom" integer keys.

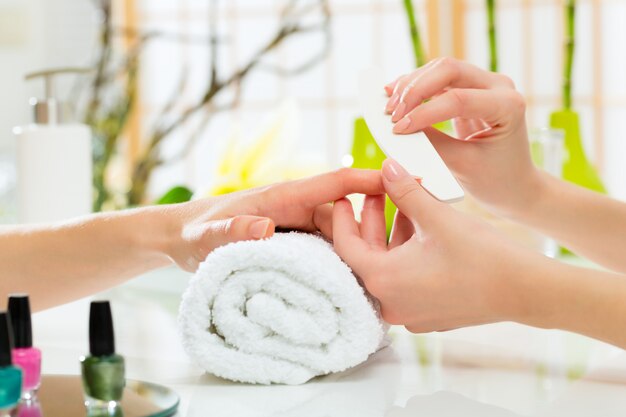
[{"left": 13, "top": 68, "right": 93, "bottom": 223}]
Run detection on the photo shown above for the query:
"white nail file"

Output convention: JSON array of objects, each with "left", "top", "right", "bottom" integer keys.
[{"left": 358, "top": 68, "right": 464, "bottom": 203}]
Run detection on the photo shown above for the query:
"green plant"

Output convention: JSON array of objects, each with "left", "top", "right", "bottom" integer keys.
[
  {"left": 79, "top": 0, "right": 332, "bottom": 211},
  {"left": 402, "top": 0, "right": 426, "bottom": 67},
  {"left": 486, "top": 0, "right": 498, "bottom": 71}
]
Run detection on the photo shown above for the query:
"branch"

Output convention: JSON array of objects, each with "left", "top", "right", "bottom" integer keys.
[{"left": 146, "top": 0, "right": 330, "bottom": 154}]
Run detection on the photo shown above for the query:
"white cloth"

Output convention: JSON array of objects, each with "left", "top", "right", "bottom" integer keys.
[{"left": 178, "top": 232, "right": 386, "bottom": 385}]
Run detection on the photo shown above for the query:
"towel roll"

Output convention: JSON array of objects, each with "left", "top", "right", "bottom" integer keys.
[{"left": 178, "top": 232, "right": 385, "bottom": 385}]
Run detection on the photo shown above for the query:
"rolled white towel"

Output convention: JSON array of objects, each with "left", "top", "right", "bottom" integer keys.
[{"left": 178, "top": 232, "right": 386, "bottom": 385}]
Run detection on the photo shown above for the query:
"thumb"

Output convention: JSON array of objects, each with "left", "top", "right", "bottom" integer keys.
[
  {"left": 381, "top": 159, "right": 446, "bottom": 227},
  {"left": 176, "top": 216, "right": 276, "bottom": 272},
  {"left": 204, "top": 215, "right": 275, "bottom": 250}
]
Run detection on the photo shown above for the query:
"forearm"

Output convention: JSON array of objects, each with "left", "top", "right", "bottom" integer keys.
[
  {"left": 0, "top": 207, "right": 172, "bottom": 311},
  {"left": 515, "top": 257, "right": 626, "bottom": 349},
  {"left": 510, "top": 170, "right": 626, "bottom": 272}
]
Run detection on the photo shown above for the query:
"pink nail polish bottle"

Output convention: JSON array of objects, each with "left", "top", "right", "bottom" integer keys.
[{"left": 8, "top": 295, "right": 41, "bottom": 401}]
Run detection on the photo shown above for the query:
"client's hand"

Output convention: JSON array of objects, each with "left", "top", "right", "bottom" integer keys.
[
  {"left": 162, "top": 168, "right": 384, "bottom": 271},
  {"left": 332, "top": 160, "right": 542, "bottom": 332}
]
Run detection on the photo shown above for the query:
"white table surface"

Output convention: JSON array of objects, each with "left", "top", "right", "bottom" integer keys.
[{"left": 33, "top": 267, "right": 626, "bottom": 417}]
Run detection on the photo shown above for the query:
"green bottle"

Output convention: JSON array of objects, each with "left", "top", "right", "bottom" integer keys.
[
  {"left": 550, "top": 1, "right": 605, "bottom": 194},
  {"left": 549, "top": 110, "right": 605, "bottom": 193},
  {"left": 350, "top": 118, "right": 396, "bottom": 237},
  {"left": 80, "top": 301, "right": 125, "bottom": 411}
]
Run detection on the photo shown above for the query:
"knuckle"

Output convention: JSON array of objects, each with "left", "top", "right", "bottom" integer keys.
[
  {"left": 498, "top": 74, "right": 516, "bottom": 89},
  {"left": 331, "top": 167, "right": 353, "bottom": 190},
  {"left": 380, "top": 307, "right": 403, "bottom": 325},
  {"left": 507, "top": 90, "right": 526, "bottom": 112},
  {"left": 435, "top": 56, "right": 461, "bottom": 79},
  {"left": 220, "top": 217, "right": 238, "bottom": 237},
  {"left": 447, "top": 89, "right": 466, "bottom": 111},
  {"left": 392, "top": 181, "right": 420, "bottom": 206}
]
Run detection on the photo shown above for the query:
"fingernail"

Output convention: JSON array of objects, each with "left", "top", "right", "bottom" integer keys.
[
  {"left": 249, "top": 219, "right": 271, "bottom": 239},
  {"left": 393, "top": 116, "right": 411, "bottom": 133},
  {"left": 391, "top": 101, "right": 406, "bottom": 122},
  {"left": 386, "top": 93, "right": 400, "bottom": 113},
  {"left": 382, "top": 159, "right": 409, "bottom": 181},
  {"left": 384, "top": 84, "right": 394, "bottom": 95}
]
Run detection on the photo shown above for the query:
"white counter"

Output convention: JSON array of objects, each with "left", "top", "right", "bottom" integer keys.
[{"left": 33, "top": 268, "right": 626, "bottom": 417}]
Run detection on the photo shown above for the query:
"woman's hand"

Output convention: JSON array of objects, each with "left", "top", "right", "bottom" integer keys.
[
  {"left": 384, "top": 57, "right": 541, "bottom": 218},
  {"left": 332, "top": 159, "right": 543, "bottom": 332},
  {"left": 160, "top": 168, "right": 384, "bottom": 271}
]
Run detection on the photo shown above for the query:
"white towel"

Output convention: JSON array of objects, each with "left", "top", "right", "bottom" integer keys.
[{"left": 178, "top": 232, "right": 386, "bottom": 385}]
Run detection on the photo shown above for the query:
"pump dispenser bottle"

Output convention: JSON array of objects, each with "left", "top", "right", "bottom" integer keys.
[
  {"left": 80, "top": 301, "right": 125, "bottom": 410},
  {"left": 8, "top": 294, "right": 41, "bottom": 400},
  {"left": 0, "top": 311, "right": 22, "bottom": 414},
  {"left": 13, "top": 67, "right": 93, "bottom": 223}
]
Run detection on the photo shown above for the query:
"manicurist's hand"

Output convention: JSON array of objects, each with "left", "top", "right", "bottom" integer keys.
[
  {"left": 332, "top": 160, "right": 626, "bottom": 350},
  {"left": 384, "top": 57, "right": 539, "bottom": 217},
  {"left": 385, "top": 57, "right": 626, "bottom": 273},
  {"left": 332, "top": 159, "right": 539, "bottom": 331}
]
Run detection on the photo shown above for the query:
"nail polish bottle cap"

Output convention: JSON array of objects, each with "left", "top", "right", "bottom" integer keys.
[
  {"left": 0, "top": 311, "right": 15, "bottom": 367},
  {"left": 8, "top": 294, "right": 33, "bottom": 348},
  {"left": 89, "top": 300, "right": 116, "bottom": 357}
]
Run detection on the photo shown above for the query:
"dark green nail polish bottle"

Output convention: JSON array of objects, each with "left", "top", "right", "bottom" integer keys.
[{"left": 80, "top": 301, "right": 125, "bottom": 411}]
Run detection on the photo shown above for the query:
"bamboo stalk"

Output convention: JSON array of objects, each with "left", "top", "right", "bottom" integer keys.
[
  {"left": 486, "top": 0, "right": 498, "bottom": 72},
  {"left": 563, "top": 0, "right": 575, "bottom": 109},
  {"left": 402, "top": 0, "right": 426, "bottom": 67}
]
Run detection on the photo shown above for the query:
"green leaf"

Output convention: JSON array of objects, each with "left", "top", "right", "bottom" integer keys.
[{"left": 156, "top": 186, "right": 194, "bottom": 205}]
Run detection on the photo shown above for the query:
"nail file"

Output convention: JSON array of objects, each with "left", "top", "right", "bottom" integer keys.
[{"left": 358, "top": 68, "right": 464, "bottom": 203}]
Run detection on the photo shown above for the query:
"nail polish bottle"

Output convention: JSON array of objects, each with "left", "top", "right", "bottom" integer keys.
[
  {"left": 80, "top": 301, "right": 125, "bottom": 410},
  {"left": 0, "top": 311, "right": 22, "bottom": 414},
  {"left": 8, "top": 294, "right": 42, "bottom": 401}
]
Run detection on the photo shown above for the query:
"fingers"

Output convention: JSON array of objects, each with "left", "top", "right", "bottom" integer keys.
[
  {"left": 388, "top": 210, "right": 415, "bottom": 249},
  {"left": 332, "top": 198, "right": 370, "bottom": 272},
  {"left": 393, "top": 88, "right": 523, "bottom": 135},
  {"left": 381, "top": 159, "right": 448, "bottom": 228},
  {"left": 204, "top": 215, "right": 275, "bottom": 251},
  {"left": 389, "top": 58, "right": 510, "bottom": 122},
  {"left": 276, "top": 168, "right": 384, "bottom": 210},
  {"left": 313, "top": 204, "right": 333, "bottom": 239},
  {"left": 360, "top": 195, "right": 387, "bottom": 249}
]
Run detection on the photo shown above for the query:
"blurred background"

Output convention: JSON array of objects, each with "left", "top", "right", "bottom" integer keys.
[{"left": 0, "top": 0, "right": 625, "bottom": 220}]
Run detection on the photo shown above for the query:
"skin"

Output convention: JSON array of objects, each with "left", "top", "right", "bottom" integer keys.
[
  {"left": 0, "top": 168, "right": 383, "bottom": 311},
  {"left": 331, "top": 57, "right": 626, "bottom": 349}
]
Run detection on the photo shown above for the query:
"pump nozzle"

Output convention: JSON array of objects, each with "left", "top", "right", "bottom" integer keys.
[{"left": 25, "top": 67, "right": 92, "bottom": 125}]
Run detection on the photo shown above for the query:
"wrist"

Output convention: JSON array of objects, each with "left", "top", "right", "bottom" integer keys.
[
  {"left": 504, "top": 254, "right": 567, "bottom": 329},
  {"left": 126, "top": 206, "right": 176, "bottom": 269},
  {"left": 504, "top": 167, "right": 550, "bottom": 223}
]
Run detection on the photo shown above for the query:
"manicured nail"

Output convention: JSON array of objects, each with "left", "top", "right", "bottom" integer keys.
[
  {"left": 382, "top": 159, "right": 409, "bottom": 181},
  {"left": 386, "top": 93, "right": 400, "bottom": 113},
  {"left": 249, "top": 219, "right": 271, "bottom": 239},
  {"left": 393, "top": 116, "right": 411, "bottom": 133},
  {"left": 391, "top": 101, "right": 406, "bottom": 122}
]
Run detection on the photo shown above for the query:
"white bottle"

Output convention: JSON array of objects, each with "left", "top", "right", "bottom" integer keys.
[{"left": 13, "top": 68, "right": 93, "bottom": 224}]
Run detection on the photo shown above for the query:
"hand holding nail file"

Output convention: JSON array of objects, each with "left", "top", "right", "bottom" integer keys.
[{"left": 358, "top": 68, "right": 464, "bottom": 203}]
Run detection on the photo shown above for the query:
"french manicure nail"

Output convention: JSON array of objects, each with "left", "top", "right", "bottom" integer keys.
[
  {"left": 393, "top": 116, "right": 411, "bottom": 133},
  {"left": 391, "top": 101, "right": 406, "bottom": 122},
  {"left": 386, "top": 93, "right": 400, "bottom": 113},
  {"left": 382, "top": 159, "right": 409, "bottom": 181},
  {"left": 249, "top": 219, "right": 271, "bottom": 239}
]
